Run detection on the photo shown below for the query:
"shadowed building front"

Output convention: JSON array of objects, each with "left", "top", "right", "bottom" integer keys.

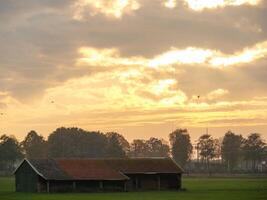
[{"left": 14, "top": 158, "right": 183, "bottom": 193}]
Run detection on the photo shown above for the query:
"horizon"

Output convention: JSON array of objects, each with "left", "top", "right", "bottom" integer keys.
[
  {"left": 1, "top": 0, "right": 267, "bottom": 142},
  {"left": 4, "top": 125, "right": 267, "bottom": 144}
]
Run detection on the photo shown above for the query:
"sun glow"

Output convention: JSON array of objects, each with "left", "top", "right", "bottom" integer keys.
[
  {"left": 164, "top": 0, "right": 177, "bottom": 8},
  {"left": 210, "top": 41, "right": 267, "bottom": 67},
  {"left": 149, "top": 48, "right": 214, "bottom": 68},
  {"left": 72, "top": 0, "right": 140, "bottom": 20},
  {"left": 77, "top": 47, "right": 147, "bottom": 67},
  {"left": 164, "top": 0, "right": 262, "bottom": 10},
  {"left": 77, "top": 41, "right": 267, "bottom": 69}
]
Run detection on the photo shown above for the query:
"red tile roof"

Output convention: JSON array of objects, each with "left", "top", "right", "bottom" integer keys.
[
  {"left": 57, "top": 159, "right": 128, "bottom": 180},
  {"left": 106, "top": 158, "right": 183, "bottom": 174}
]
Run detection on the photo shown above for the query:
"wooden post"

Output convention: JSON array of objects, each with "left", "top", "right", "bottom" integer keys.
[
  {"left": 73, "top": 181, "right": 76, "bottom": 191},
  {"left": 46, "top": 181, "right": 50, "bottom": 193},
  {"left": 135, "top": 177, "right": 138, "bottom": 190},
  {"left": 124, "top": 181, "right": 127, "bottom": 192},
  {"left": 99, "top": 181, "right": 103, "bottom": 190},
  {"left": 157, "top": 175, "right": 161, "bottom": 191},
  {"left": 37, "top": 182, "right": 40, "bottom": 193}
]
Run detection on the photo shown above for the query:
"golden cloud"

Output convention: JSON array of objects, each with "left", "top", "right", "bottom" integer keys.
[
  {"left": 77, "top": 47, "right": 147, "bottom": 67},
  {"left": 206, "top": 89, "right": 229, "bottom": 100},
  {"left": 210, "top": 41, "right": 267, "bottom": 67},
  {"left": 72, "top": 0, "right": 140, "bottom": 20},
  {"left": 2, "top": 70, "right": 267, "bottom": 133},
  {"left": 77, "top": 40, "right": 267, "bottom": 68},
  {"left": 164, "top": 0, "right": 262, "bottom": 10},
  {"left": 164, "top": 0, "right": 177, "bottom": 8}
]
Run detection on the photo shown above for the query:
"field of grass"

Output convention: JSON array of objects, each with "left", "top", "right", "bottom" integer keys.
[{"left": 0, "top": 177, "right": 267, "bottom": 200}]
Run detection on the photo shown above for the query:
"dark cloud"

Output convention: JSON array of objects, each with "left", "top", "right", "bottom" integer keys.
[{"left": 0, "top": 0, "right": 267, "bottom": 103}]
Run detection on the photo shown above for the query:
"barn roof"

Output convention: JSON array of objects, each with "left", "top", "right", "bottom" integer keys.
[
  {"left": 105, "top": 158, "right": 183, "bottom": 174},
  {"left": 57, "top": 159, "right": 129, "bottom": 180},
  {"left": 14, "top": 158, "right": 183, "bottom": 181}
]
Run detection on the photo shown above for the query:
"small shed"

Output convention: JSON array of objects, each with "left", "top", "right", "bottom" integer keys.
[{"left": 14, "top": 158, "right": 183, "bottom": 193}]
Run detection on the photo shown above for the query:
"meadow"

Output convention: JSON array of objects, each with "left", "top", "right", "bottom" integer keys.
[{"left": 0, "top": 177, "right": 267, "bottom": 200}]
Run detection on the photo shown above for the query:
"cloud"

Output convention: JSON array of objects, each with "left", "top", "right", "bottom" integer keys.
[
  {"left": 164, "top": 0, "right": 177, "bottom": 8},
  {"left": 77, "top": 40, "right": 267, "bottom": 69},
  {"left": 164, "top": 0, "right": 263, "bottom": 11},
  {"left": 4, "top": 71, "right": 266, "bottom": 130},
  {"left": 72, "top": 0, "right": 140, "bottom": 20},
  {"left": 0, "top": 0, "right": 267, "bottom": 139},
  {"left": 77, "top": 47, "right": 146, "bottom": 67},
  {"left": 206, "top": 89, "right": 229, "bottom": 100},
  {"left": 0, "top": 91, "right": 21, "bottom": 109},
  {"left": 210, "top": 41, "right": 267, "bottom": 67}
]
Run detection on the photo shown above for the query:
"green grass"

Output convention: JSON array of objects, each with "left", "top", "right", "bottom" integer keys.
[{"left": 0, "top": 177, "right": 267, "bottom": 200}]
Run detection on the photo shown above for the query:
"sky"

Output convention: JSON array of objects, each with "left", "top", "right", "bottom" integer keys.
[{"left": 0, "top": 0, "right": 267, "bottom": 142}]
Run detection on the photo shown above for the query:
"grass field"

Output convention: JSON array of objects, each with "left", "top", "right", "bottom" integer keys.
[{"left": 0, "top": 177, "right": 267, "bottom": 200}]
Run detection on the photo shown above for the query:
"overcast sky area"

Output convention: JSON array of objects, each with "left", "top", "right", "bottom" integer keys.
[{"left": 0, "top": 0, "right": 267, "bottom": 142}]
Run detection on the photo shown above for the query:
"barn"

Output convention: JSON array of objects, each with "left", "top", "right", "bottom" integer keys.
[{"left": 14, "top": 158, "right": 183, "bottom": 193}]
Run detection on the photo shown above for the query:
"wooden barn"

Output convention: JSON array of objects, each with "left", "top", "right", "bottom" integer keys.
[{"left": 14, "top": 158, "right": 183, "bottom": 193}]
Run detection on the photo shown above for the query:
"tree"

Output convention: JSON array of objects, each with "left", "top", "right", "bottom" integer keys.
[
  {"left": 221, "top": 131, "right": 242, "bottom": 172},
  {"left": 129, "top": 138, "right": 170, "bottom": 158},
  {"left": 197, "top": 134, "right": 220, "bottom": 171},
  {"left": 0, "top": 135, "right": 23, "bottom": 171},
  {"left": 169, "top": 129, "right": 193, "bottom": 167},
  {"left": 130, "top": 139, "right": 150, "bottom": 157},
  {"left": 146, "top": 137, "right": 170, "bottom": 157},
  {"left": 242, "top": 133, "right": 266, "bottom": 172},
  {"left": 106, "top": 132, "right": 130, "bottom": 156},
  {"left": 105, "top": 132, "right": 128, "bottom": 157},
  {"left": 21, "top": 130, "right": 47, "bottom": 159},
  {"left": 47, "top": 127, "right": 107, "bottom": 158}
]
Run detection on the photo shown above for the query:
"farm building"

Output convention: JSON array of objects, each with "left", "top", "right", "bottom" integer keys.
[{"left": 14, "top": 158, "right": 183, "bottom": 193}]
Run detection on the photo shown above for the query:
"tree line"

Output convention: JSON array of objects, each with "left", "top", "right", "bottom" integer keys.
[{"left": 0, "top": 127, "right": 266, "bottom": 174}]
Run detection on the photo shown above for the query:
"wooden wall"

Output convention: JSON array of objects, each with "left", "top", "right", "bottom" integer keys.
[{"left": 15, "top": 161, "right": 38, "bottom": 192}]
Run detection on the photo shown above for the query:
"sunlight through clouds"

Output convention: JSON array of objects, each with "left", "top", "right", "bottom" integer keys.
[
  {"left": 164, "top": 0, "right": 177, "bottom": 8},
  {"left": 77, "top": 40, "right": 267, "bottom": 69},
  {"left": 149, "top": 48, "right": 214, "bottom": 68},
  {"left": 210, "top": 41, "right": 267, "bottom": 67},
  {"left": 164, "top": 0, "right": 262, "bottom": 10},
  {"left": 43, "top": 73, "right": 186, "bottom": 112},
  {"left": 16, "top": 75, "right": 267, "bottom": 130},
  {"left": 206, "top": 89, "right": 229, "bottom": 100},
  {"left": 72, "top": 0, "right": 140, "bottom": 20},
  {"left": 77, "top": 47, "right": 147, "bottom": 67},
  {"left": 1, "top": 0, "right": 267, "bottom": 141}
]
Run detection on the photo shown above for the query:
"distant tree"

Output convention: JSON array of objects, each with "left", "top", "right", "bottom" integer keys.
[
  {"left": 221, "top": 131, "right": 243, "bottom": 172},
  {"left": 0, "top": 135, "right": 23, "bottom": 171},
  {"left": 169, "top": 129, "right": 192, "bottom": 168},
  {"left": 105, "top": 132, "right": 128, "bottom": 157},
  {"left": 106, "top": 132, "right": 130, "bottom": 156},
  {"left": 21, "top": 130, "right": 47, "bottom": 159},
  {"left": 198, "top": 134, "right": 220, "bottom": 171},
  {"left": 130, "top": 139, "right": 150, "bottom": 157},
  {"left": 146, "top": 137, "right": 170, "bottom": 157},
  {"left": 129, "top": 138, "right": 170, "bottom": 158},
  {"left": 47, "top": 127, "right": 107, "bottom": 158},
  {"left": 242, "top": 133, "right": 266, "bottom": 172}
]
